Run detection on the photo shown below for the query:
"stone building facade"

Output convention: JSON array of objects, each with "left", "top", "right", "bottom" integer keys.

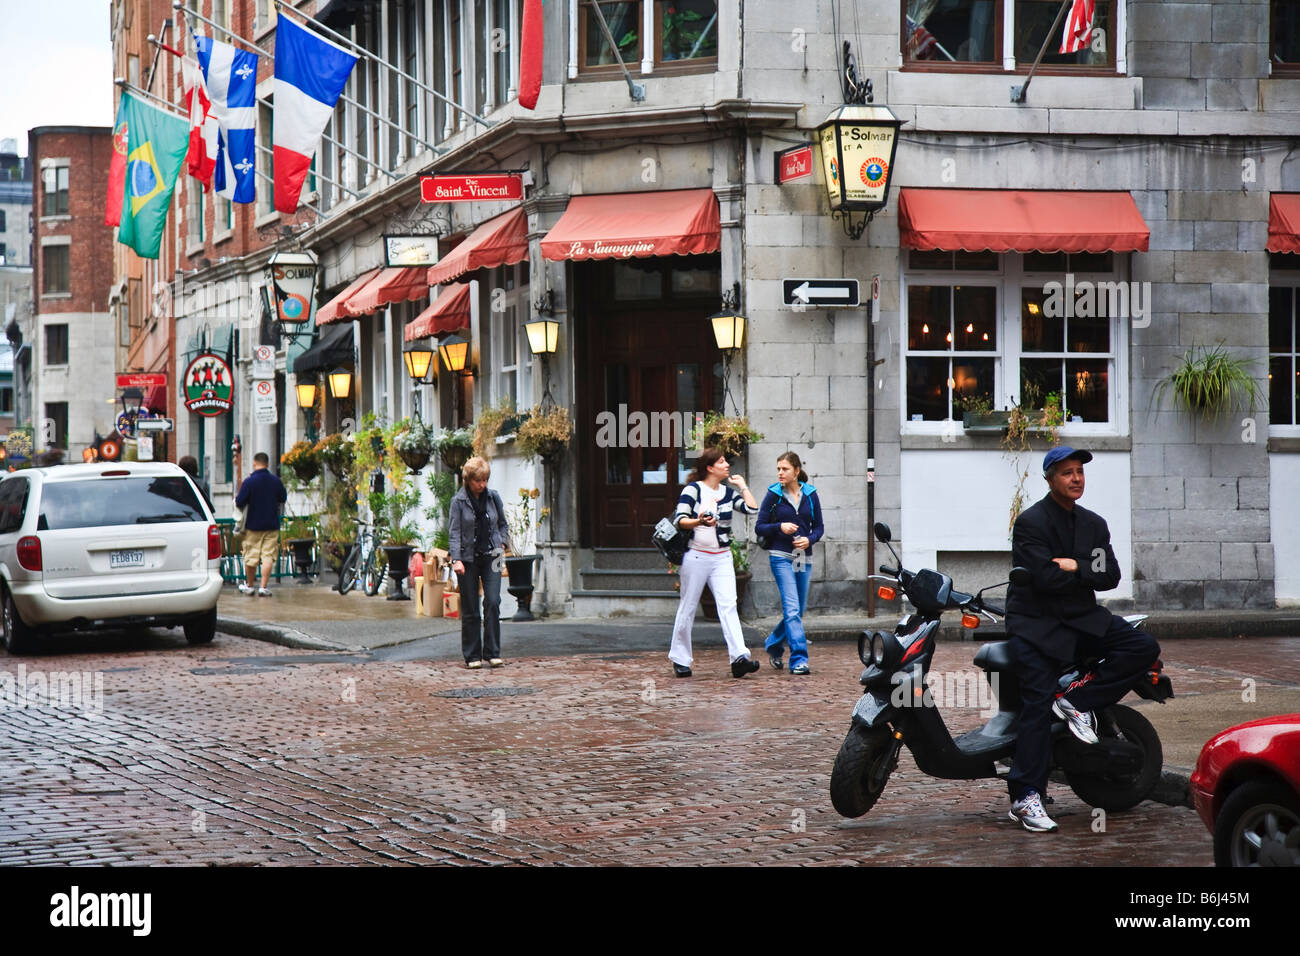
[{"left": 105, "top": 1, "right": 1300, "bottom": 614}]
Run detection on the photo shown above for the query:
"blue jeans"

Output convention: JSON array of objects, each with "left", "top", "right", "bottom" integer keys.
[{"left": 765, "top": 554, "right": 811, "bottom": 667}]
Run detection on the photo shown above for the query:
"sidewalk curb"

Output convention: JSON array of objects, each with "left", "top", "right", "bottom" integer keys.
[{"left": 216, "top": 617, "right": 352, "bottom": 652}]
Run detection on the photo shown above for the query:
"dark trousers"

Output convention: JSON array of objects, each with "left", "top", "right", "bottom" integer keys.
[
  {"left": 459, "top": 557, "right": 502, "bottom": 663},
  {"left": 1007, "top": 616, "right": 1160, "bottom": 801}
]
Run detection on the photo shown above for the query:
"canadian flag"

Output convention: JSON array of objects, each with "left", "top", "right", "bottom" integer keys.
[{"left": 181, "top": 55, "right": 219, "bottom": 190}]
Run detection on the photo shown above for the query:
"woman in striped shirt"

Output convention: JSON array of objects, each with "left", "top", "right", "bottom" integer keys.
[{"left": 668, "top": 447, "right": 761, "bottom": 678}]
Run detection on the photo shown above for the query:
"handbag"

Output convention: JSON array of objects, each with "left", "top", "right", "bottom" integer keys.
[
  {"left": 234, "top": 504, "right": 247, "bottom": 535},
  {"left": 651, "top": 517, "right": 691, "bottom": 565}
]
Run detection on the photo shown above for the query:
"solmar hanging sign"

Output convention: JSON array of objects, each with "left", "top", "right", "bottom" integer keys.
[{"left": 183, "top": 352, "right": 235, "bottom": 417}]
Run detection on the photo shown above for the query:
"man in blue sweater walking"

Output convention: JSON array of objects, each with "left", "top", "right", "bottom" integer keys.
[{"left": 235, "top": 452, "right": 288, "bottom": 596}]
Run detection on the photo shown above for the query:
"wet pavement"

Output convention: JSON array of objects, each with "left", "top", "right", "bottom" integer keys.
[{"left": 2, "top": 626, "right": 1297, "bottom": 866}]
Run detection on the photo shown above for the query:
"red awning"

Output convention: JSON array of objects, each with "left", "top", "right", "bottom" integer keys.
[
  {"left": 427, "top": 207, "right": 529, "bottom": 286},
  {"left": 1268, "top": 194, "right": 1300, "bottom": 254},
  {"left": 317, "top": 269, "right": 382, "bottom": 326},
  {"left": 540, "top": 188, "right": 720, "bottom": 261},
  {"left": 144, "top": 384, "right": 166, "bottom": 414},
  {"left": 345, "top": 267, "right": 431, "bottom": 316},
  {"left": 404, "top": 283, "right": 472, "bottom": 341},
  {"left": 898, "top": 189, "right": 1150, "bottom": 254}
]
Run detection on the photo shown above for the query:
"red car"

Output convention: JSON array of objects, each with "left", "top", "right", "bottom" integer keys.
[{"left": 1191, "top": 714, "right": 1300, "bottom": 867}]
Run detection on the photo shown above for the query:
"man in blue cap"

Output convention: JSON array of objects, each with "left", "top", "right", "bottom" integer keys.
[{"left": 1002, "top": 446, "right": 1160, "bottom": 831}]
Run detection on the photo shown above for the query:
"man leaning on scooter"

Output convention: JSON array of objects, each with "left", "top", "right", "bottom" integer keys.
[{"left": 1004, "top": 446, "right": 1161, "bottom": 832}]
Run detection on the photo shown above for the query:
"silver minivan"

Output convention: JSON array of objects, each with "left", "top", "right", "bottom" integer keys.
[{"left": 0, "top": 462, "right": 224, "bottom": 653}]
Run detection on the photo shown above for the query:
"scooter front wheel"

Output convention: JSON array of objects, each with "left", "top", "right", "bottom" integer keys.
[
  {"left": 1063, "top": 703, "right": 1163, "bottom": 812},
  {"left": 830, "top": 724, "right": 895, "bottom": 818}
]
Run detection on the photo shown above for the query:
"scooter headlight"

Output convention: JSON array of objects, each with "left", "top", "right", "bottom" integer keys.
[{"left": 859, "top": 630, "right": 889, "bottom": 667}]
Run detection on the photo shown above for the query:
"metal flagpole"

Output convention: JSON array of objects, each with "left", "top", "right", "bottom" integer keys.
[
  {"left": 1011, "top": 0, "right": 1075, "bottom": 103},
  {"left": 272, "top": 0, "right": 495, "bottom": 131},
  {"left": 148, "top": 34, "right": 396, "bottom": 190},
  {"left": 173, "top": 2, "right": 446, "bottom": 156}
]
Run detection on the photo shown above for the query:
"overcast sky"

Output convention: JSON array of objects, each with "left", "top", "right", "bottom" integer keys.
[{"left": 0, "top": 0, "right": 114, "bottom": 154}]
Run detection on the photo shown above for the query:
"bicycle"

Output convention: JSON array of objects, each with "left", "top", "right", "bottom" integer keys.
[{"left": 338, "top": 520, "right": 387, "bottom": 596}]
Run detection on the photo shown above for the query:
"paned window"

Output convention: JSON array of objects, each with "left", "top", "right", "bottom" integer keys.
[
  {"left": 903, "top": 251, "right": 1125, "bottom": 431},
  {"left": 903, "top": 0, "right": 1117, "bottom": 71}
]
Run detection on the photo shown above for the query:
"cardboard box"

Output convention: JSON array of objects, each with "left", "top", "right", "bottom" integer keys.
[
  {"left": 424, "top": 548, "right": 450, "bottom": 581},
  {"left": 442, "top": 591, "right": 460, "bottom": 619},
  {"left": 419, "top": 580, "right": 445, "bottom": 618}
]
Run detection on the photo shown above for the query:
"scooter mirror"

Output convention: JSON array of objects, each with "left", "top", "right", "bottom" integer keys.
[
  {"left": 874, "top": 522, "right": 892, "bottom": 543},
  {"left": 1009, "top": 566, "right": 1032, "bottom": 587}
]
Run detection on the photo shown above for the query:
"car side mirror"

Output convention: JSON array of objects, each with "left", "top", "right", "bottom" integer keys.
[{"left": 874, "top": 522, "right": 892, "bottom": 543}]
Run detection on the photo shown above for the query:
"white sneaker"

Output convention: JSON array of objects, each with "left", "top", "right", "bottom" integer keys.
[
  {"left": 1053, "top": 696, "right": 1099, "bottom": 745},
  {"left": 257, "top": 588, "right": 272, "bottom": 597},
  {"left": 1009, "top": 790, "right": 1059, "bottom": 832},
  {"left": 238, "top": 583, "right": 255, "bottom": 596}
]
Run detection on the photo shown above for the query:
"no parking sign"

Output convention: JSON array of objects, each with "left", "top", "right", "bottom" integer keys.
[{"left": 253, "top": 379, "right": 278, "bottom": 425}]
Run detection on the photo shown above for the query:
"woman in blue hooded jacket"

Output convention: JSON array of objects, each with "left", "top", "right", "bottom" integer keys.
[{"left": 754, "top": 451, "right": 824, "bottom": 674}]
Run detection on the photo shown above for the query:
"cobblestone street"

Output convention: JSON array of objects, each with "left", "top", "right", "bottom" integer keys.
[{"left": 5, "top": 631, "right": 1298, "bottom": 866}]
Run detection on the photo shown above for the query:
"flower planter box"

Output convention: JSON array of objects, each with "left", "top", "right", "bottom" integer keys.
[{"left": 961, "top": 411, "right": 1012, "bottom": 433}]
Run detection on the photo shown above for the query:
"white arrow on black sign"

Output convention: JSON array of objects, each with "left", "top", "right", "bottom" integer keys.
[{"left": 782, "top": 278, "right": 861, "bottom": 307}]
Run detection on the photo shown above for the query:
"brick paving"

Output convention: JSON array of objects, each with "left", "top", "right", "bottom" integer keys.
[{"left": 3, "top": 633, "right": 1295, "bottom": 866}]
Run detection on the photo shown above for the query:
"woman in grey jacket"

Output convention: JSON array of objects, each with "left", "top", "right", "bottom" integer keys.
[{"left": 449, "top": 456, "right": 511, "bottom": 668}]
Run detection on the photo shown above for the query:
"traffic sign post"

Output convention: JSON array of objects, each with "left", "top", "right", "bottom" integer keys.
[{"left": 782, "top": 278, "right": 861, "bottom": 308}]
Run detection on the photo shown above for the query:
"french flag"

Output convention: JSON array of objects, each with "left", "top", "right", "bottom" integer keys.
[
  {"left": 273, "top": 16, "right": 357, "bottom": 214},
  {"left": 194, "top": 33, "right": 259, "bottom": 203}
]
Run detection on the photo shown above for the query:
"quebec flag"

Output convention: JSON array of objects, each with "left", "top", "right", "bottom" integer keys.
[
  {"left": 194, "top": 33, "right": 258, "bottom": 204},
  {"left": 273, "top": 16, "right": 356, "bottom": 214}
]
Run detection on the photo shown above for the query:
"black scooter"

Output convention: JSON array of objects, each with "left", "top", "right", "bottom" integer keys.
[{"left": 829, "top": 522, "right": 1174, "bottom": 819}]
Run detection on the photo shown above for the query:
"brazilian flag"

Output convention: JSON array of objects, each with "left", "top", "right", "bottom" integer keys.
[{"left": 116, "top": 92, "right": 189, "bottom": 260}]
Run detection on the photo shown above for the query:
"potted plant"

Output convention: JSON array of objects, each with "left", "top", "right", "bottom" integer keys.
[
  {"left": 504, "top": 487, "right": 549, "bottom": 621},
  {"left": 424, "top": 469, "right": 456, "bottom": 551},
  {"left": 314, "top": 431, "right": 355, "bottom": 482},
  {"left": 1001, "top": 384, "right": 1064, "bottom": 533},
  {"left": 1154, "top": 343, "right": 1263, "bottom": 420},
  {"left": 392, "top": 418, "right": 435, "bottom": 474},
  {"left": 376, "top": 483, "right": 422, "bottom": 601},
  {"left": 281, "top": 514, "right": 319, "bottom": 583},
  {"left": 435, "top": 425, "right": 474, "bottom": 474},
  {"left": 280, "top": 440, "right": 321, "bottom": 483},
  {"left": 699, "top": 539, "right": 753, "bottom": 621},
  {"left": 319, "top": 509, "right": 357, "bottom": 576},
  {"left": 472, "top": 397, "right": 515, "bottom": 458},
  {"left": 958, "top": 394, "right": 1011, "bottom": 432},
  {"left": 514, "top": 405, "right": 573, "bottom": 463},
  {"left": 691, "top": 410, "right": 764, "bottom": 459}
]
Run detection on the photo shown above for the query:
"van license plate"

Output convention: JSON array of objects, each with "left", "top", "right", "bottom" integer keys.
[{"left": 110, "top": 550, "right": 145, "bottom": 569}]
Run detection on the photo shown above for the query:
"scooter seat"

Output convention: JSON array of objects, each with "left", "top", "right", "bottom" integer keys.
[{"left": 974, "top": 640, "right": 1014, "bottom": 672}]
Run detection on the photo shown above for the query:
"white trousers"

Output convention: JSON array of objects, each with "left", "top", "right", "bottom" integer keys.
[{"left": 669, "top": 548, "right": 751, "bottom": 666}]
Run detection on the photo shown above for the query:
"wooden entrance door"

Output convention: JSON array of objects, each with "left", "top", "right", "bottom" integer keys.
[{"left": 583, "top": 310, "right": 718, "bottom": 547}]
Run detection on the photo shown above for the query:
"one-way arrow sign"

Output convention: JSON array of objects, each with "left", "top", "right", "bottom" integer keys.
[{"left": 782, "top": 278, "right": 861, "bottom": 308}]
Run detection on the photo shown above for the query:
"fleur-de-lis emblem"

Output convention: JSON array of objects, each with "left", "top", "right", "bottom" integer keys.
[
  {"left": 234, "top": 158, "right": 253, "bottom": 175},
  {"left": 235, "top": 63, "right": 253, "bottom": 80}
]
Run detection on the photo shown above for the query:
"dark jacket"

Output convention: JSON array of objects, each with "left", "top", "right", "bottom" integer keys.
[
  {"left": 235, "top": 468, "right": 287, "bottom": 532},
  {"left": 448, "top": 486, "right": 510, "bottom": 563},
  {"left": 1005, "top": 494, "right": 1122, "bottom": 661},
  {"left": 754, "top": 482, "right": 824, "bottom": 557}
]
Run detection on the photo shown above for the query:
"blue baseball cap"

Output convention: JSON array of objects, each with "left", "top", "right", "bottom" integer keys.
[{"left": 1042, "top": 446, "right": 1093, "bottom": 475}]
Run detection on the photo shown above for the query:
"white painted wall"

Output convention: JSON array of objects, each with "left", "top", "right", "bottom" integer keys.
[{"left": 900, "top": 449, "right": 1134, "bottom": 601}]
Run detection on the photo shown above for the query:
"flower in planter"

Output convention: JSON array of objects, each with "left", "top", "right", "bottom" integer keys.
[
  {"left": 280, "top": 439, "right": 321, "bottom": 483},
  {"left": 689, "top": 411, "right": 764, "bottom": 460},
  {"left": 506, "top": 487, "right": 545, "bottom": 555},
  {"left": 514, "top": 405, "right": 573, "bottom": 463}
]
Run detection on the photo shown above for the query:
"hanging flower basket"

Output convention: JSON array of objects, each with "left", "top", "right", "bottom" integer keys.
[{"left": 397, "top": 447, "right": 431, "bottom": 473}]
